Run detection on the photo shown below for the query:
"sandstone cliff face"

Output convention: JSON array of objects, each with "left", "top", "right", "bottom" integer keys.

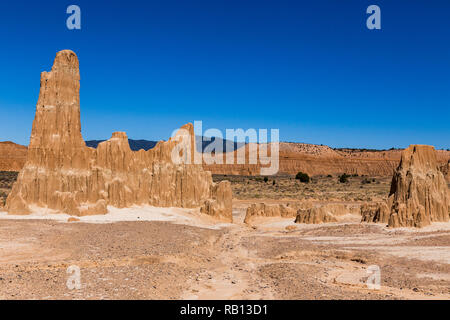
[
  {"left": 365, "top": 145, "right": 450, "bottom": 228},
  {"left": 0, "top": 142, "right": 27, "bottom": 172},
  {"left": 6, "top": 50, "right": 232, "bottom": 221},
  {"left": 204, "top": 143, "right": 450, "bottom": 177}
]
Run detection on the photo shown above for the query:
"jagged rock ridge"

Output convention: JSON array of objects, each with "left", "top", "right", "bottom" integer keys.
[
  {"left": 362, "top": 145, "right": 450, "bottom": 228},
  {"left": 6, "top": 50, "right": 232, "bottom": 221}
]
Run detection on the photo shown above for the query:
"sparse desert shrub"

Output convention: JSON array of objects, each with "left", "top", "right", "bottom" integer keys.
[
  {"left": 295, "top": 172, "right": 310, "bottom": 183},
  {"left": 327, "top": 174, "right": 332, "bottom": 178},
  {"left": 272, "top": 180, "right": 276, "bottom": 186},
  {"left": 263, "top": 176, "right": 269, "bottom": 183},
  {"left": 339, "top": 173, "right": 350, "bottom": 183}
]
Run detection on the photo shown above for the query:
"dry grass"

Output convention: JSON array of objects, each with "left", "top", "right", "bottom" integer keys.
[{"left": 214, "top": 174, "right": 391, "bottom": 202}]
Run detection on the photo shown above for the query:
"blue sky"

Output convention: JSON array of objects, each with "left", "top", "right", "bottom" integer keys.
[{"left": 0, "top": 0, "right": 448, "bottom": 149}]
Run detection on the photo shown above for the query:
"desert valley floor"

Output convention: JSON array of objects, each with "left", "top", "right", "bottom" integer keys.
[{"left": 0, "top": 173, "right": 449, "bottom": 300}]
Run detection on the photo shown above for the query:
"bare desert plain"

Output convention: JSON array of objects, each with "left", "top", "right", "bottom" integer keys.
[
  {"left": 0, "top": 171, "right": 449, "bottom": 300},
  {"left": 2, "top": 0, "right": 450, "bottom": 306},
  {"left": 0, "top": 50, "right": 448, "bottom": 301}
]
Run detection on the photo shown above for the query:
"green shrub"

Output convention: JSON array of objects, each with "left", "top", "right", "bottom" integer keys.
[
  {"left": 295, "top": 172, "right": 310, "bottom": 183},
  {"left": 339, "top": 173, "right": 350, "bottom": 183}
]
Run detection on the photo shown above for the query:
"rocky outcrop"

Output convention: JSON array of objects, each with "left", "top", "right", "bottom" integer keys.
[
  {"left": 204, "top": 143, "right": 450, "bottom": 177},
  {"left": 244, "top": 202, "right": 360, "bottom": 225},
  {"left": 441, "top": 161, "right": 450, "bottom": 182},
  {"left": 295, "top": 207, "right": 338, "bottom": 224},
  {"left": 3, "top": 140, "right": 450, "bottom": 178},
  {"left": 366, "top": 145, "right": 450, "bottom": 228},
  {"left": 244, "top": 202, "right": 303, "bottom": 224},
  {"left": 200, "top": 180, "right": 233, "bottom": 222},
  {"left": 360, "top": 202, "right": 390, "bottom": 224},
  {"left": 295, "top": 203, "right": 360, "bottom": 224},
  {"left": 6, "top": 50, "right": 232, "bottom": 221},
  {"left": 0, "top": 142, "right": 27, "bottom": 172}
]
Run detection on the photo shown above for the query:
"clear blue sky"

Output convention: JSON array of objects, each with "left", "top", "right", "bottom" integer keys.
[{"left": 0, "top": 0, "right": 449, "bottom": 149}]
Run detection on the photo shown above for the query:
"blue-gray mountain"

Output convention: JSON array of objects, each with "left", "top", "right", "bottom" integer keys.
[{"left": 86, "top": 137, "right": 245, "bottom": 153}]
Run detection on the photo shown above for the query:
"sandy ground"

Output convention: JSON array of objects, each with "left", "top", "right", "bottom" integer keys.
[{"left": 0, "top": 202, "right": 448, "bottom": 300}]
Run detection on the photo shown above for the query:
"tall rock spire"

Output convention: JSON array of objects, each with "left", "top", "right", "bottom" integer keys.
[
  {"left": 362, "top": 145, "right": 450, "bottom": 227},
  {"left": 6, "top": 50, "right": 232, "bottom": 221},
  {"left": 32, "top": 50, "right": 83, "bottom": 149},
  {"left": 387, "top": 145, "right": 450, "bottom": 227}
]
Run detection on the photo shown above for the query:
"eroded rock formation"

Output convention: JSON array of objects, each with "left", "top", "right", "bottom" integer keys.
[
  {"left": 364, "top": 145, "right": 450, "bottom": 228},
  {"left": 244, "top": 202, "right": 360, "bottom": 225},
  {"left": 295, "top": 203, "right": 360, "bottom": 224},
  {"left": 244, "top": 202, "right": 303, "bottom": 224},
  {"left": 204, "top": 143, "right": 450, "bottom": 177},
  {"left": 295, "top": 207, "right": 338, "bottom": 224},
  {"left": 0, "top": 142, "right": 27, "bottom": 171},
  {"left": 441, "top": 160, "right": 450, "bottom": 182},
  {"left": 6, "top": 50, "right": 232, "bottom": 221},
  {"left": 360, "top": 202, "right": 390, "bottom": 224},
  {"left": 3, "top": 140, "right": 450, "bottom": 178}
]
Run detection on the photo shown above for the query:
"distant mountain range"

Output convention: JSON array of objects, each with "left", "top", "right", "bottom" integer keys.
[
  {"left": 2, "top": 139, "right": 450, "bottom": 177},
  {"left": 85, "top": 137, "right": 245, "bottom": 153},
  {"left": 85, "top": 139, "right": 158, "bottom": 151}
]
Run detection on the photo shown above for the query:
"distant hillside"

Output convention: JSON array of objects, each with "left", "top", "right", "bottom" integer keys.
[{"left": 2, "top": 139, "right": 449, "bottom": 177}]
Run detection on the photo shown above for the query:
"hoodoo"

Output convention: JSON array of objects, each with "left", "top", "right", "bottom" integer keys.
[
  {"left": 363, "top": 145, "right": 450, "bottom": 228},
  {"left": 6, "top": 50, "right": 232, "bottom": 221}
]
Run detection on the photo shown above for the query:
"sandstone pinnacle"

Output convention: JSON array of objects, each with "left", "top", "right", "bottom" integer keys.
[
  {"left": 6, "top": 50, "right": 232, "bottom": 221},
  {"left": 362, "top": 145, "right": 450, "bottom": 228}
]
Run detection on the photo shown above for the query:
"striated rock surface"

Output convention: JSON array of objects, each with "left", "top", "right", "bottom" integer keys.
[
  {"left": 295, "top": 203, "right": 360, "bottom": 224},
  {"left": 367, "top": 145, "right": 450, "bottom": 228},
  {"left": 360, "top": 202, "right": 390, "bottom": 224},
  {"left": 3, "top": 140, "right": 450, "bottom": 178},
  {"left": 295, "top": 207, "right": 338, "bottom": 224},
  {"left": 441, "top": 160, "right": 450, "bottom": 182},
  {"left": 0, "top": 142, "right": 27, "bottom": 171},
  {"left": 244, "top": 202, "right": 303, "bottom": 224},
  {"left": 244, "top": 202, "right": 360, "bottom": 225},
  {"left": 203, "top": 143, "right": 450, "bottom": 177},
  {"left": 6, "top": 50, "right": 232, "bottom": 221}
]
